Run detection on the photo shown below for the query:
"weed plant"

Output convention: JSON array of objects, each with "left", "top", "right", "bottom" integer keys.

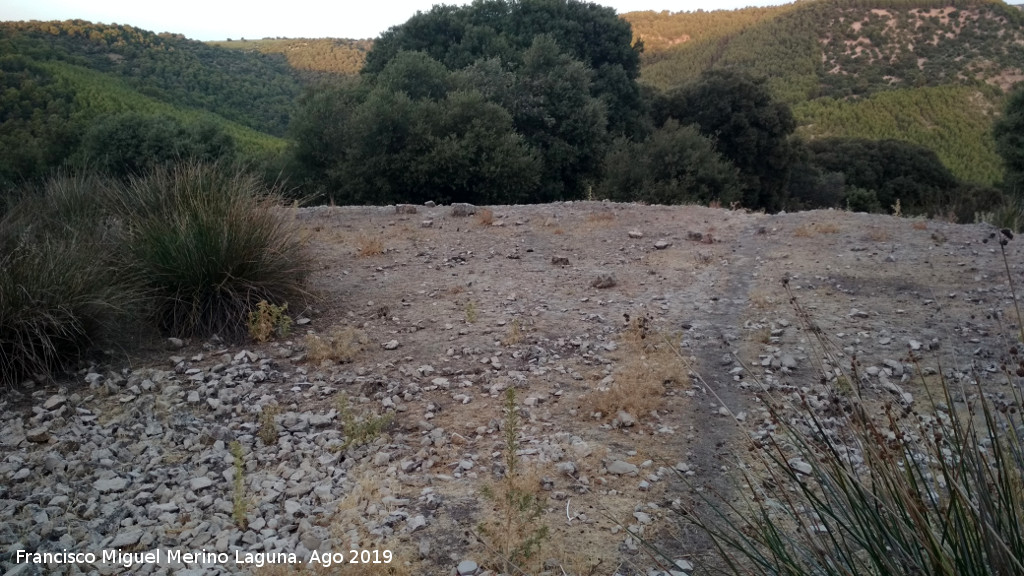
[
  {"left": 248, "top": 300, "right": 292, "bottom": 342},
  {"left": 477, "top": 388, "right": 549, "bottom": 574},
  {"left": 337, "top": 393, "right": 393, "bottom": 450},
  {"left": 673, "top": 231, "right": 1024, "bottom": 575},
  {"left": 304, "top": 326, "right": 367, "bottom": 364},
  {"left": 230, "top": 440, "right": 249, "bottom": 529}
]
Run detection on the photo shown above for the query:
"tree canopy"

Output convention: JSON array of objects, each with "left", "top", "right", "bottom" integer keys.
[{"left": 658, "top": 69, "right": 797, "bottom": 211}]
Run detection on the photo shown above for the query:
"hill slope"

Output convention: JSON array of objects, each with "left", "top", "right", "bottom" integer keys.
[
  {"left": 0, "top": 20, "right": 302, "bottom": 136},
  {"left": 210, "top": 38, "right": 371, "bottom": 80},
  {"left": 625, "top": 0, "right": 1024, "bottom": 186}
]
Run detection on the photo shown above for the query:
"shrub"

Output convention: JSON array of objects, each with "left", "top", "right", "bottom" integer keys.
[
  {"left": 108, "top": 162, "right": 311, "bottom": 340},
  {"left": 0, "top": 173, "right": 134, "bottom": 387},
  {"left": 845, "top": 186, "right": 882, "bottom": 213}
]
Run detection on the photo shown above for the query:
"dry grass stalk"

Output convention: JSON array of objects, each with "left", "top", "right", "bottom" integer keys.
[
  {"left": 356, "top": 234, "right": 384, "bottom": 257},
  {"left": 794, "top": 222, "right": 840, "bottom": 237},
  {"left": 477, "top": 208, "right": 495, "bottom": 226},
  {"left": 304, "top": 326, "right": 368, "bottom": 364},
  {"left": 589, "top": 314, "right": 688, "bottom": 419}
]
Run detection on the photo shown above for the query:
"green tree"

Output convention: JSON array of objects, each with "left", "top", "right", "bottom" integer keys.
[
  {"left": 78, "top": 112, "right": 235, "bottom": 178},
  {"left": 290, "top": 56, "right": 540, "bottom": 205},
  {"left": 362, "top": 0, "right": 642, "bottom": 136},
  {"left": 662, "top": 70, "right": 796, "bottom": 211},
  {"left": 994, "top": 86, "right": 1024, "bottom": 195},
  {"left": 505, "top": 36, "right": 607, "bottom": 201},
  {"left": 597, "top": 119, "right": 741, "bottom": 205}
]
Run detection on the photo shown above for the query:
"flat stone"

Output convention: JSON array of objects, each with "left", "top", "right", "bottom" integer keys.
[
  {"left": 457, "top": 559, "right": 479, "bottom": 575},
  {"left": 606, "top": 460, "right": 638, "bottom": 476},
  {"left": 615, "top": 411, "right": 636, "bottom": 427},
  {"left": 788, "top": 458, "right": 813, "bottom": 475},
  {"left": 450, "top": 203, "right": 477, "bottom": 217},
  {"left": 25, "top": 427, "right": 50, "bottom": 443},
  {"left": 628, "top": 231, "right": 643, "bottom": 239},
  {"left": 654, "top": 240, "right": 671, "bottom": 250},
  {"left": 43, "top": 395, "right": 67, "bottom": 410},
  {"left": 382, "top": 340, "right": 400, "bottom": 350},
  {"left": 94, "top": 477, "right": 129, "bottom": 493},
  {"left": 190, "top": 477, "right": 214, "bottom": 491},
  {"left": 406, "top": 515, "right": 427, "bottom": 532},
  {"left": 672, "top": 558, "right": 694, "bottom": 572},
  {"left": 109, "top": 529, "right": 144, "bottom": 548}
]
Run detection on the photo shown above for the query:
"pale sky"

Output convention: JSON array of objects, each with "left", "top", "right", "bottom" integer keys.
[{"left": 1, "top": 0, "right": 792, "bottom": 40}]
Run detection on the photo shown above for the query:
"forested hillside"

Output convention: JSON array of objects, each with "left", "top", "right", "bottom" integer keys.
[
  {"left": 0, "top": 20, "right": 299, "bottom": 184},
  {"left": 211, "top": 38, "right": 371, "bottom": 80},
  {"left": 626, "top": 0, "right": 1024, "bottom": 186}
]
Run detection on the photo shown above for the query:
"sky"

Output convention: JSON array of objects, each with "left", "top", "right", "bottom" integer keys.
[{"left": 1, "top": 0, "right": 792, "bottom": 41}]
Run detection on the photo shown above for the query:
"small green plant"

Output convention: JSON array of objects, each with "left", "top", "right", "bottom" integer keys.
[
  {"left": 337, "top": 393, "right": 393, "bottom": 450},
  {"left": 229, "top": 440, "right": 249, "bottom": 529},
  {"left": 477, "top": 388, "right": 549, "bottom": 573},
  {"left": 465, "top": 301, "right": 479, "bottom": 324},
  {"left": 247, "top": 300, "right": 292, "bottom": 343},
  {"left": 258, "top": 405, "right": 279, "bottom": 446}
]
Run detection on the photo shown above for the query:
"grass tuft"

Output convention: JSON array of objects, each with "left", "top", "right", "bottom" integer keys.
[
  {"left": 0, "top": 173, "right": 135, "bottom": 387},
  {"left": 109, "top": 161, "right": 310, "bottom": 341},
  {"left": 356, "top": 234, "right": 384, "bottom": 257}
]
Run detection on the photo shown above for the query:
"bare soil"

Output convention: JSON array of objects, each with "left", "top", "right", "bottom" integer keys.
[{"left": 282, "top": 202, "right": 1021, "bottom": 575}]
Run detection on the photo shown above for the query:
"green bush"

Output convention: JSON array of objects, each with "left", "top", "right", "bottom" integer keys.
[
  {"left": 845, "top": 186, "right": 882, "bottom": 213},
  {"left": 108, "top": 162, "right": 311, "bottom": 340},
  {"left": 0, "top": 173, "right": 133, "bottom": 387}
]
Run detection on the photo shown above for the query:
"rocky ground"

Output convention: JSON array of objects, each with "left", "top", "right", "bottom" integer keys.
[{"left": 2, "top": 202, "right": 1022, "bottom": 576}]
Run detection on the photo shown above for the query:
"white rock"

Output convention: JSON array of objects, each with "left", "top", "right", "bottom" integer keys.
[
  {"left": 606, "top": 460, "right": 638, "bottom": 476},
  {"left": 109, "top": 529, "right": 144, "bottom": 548},
  {"left": 788, "top": 458, "right": 813, "bottom": 475},
  {"left": 93, "top": 477, "right": 129, "bottom": 493},
  {"left": 382, "top": 340, "right": 400, "bottom": 350}
]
